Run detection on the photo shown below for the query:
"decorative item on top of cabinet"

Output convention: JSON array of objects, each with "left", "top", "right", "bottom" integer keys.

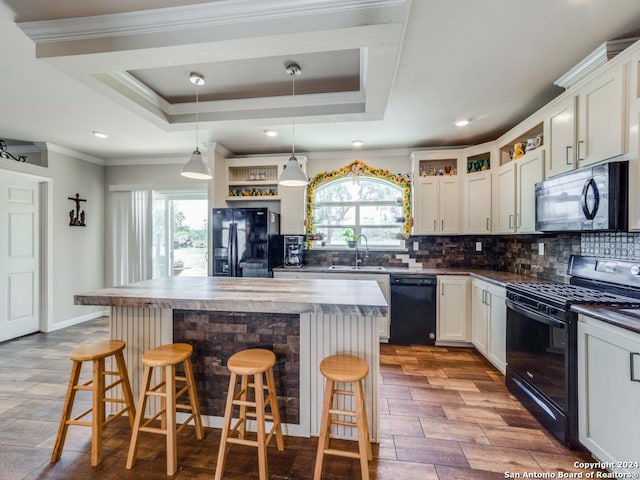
[{"left": 498, "top": 123, "right": 544, "bottom": 167}]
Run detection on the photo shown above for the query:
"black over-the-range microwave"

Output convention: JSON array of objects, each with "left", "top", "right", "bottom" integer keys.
[{"left": 535, "top": 160, "right": 628, "bottom": 232}]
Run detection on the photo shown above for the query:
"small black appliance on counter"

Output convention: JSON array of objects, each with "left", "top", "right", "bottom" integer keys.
[{"left": 283, "top": 235, "right": 305, "bottom": 268}]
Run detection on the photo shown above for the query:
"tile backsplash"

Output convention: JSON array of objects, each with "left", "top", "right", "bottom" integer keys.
[
  {"left": 580, "top": 232, "right": 640, "bottom": 260},
  {"left": 303, "top": 231, "right": 640, "bottom": 283}
]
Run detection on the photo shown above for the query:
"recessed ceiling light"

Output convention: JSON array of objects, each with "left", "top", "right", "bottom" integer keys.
[
  {"left": 455, "top": 119, "right": 470, "bottom": 127},
  {"left": 352, "top": 140, "right": 364, "bottom": 148},
  {"left": 264, "top": 129, "right": 278, "bottom": 137},
  {"left": 92, "top": 131, "right": 109, "bottom": 139}
]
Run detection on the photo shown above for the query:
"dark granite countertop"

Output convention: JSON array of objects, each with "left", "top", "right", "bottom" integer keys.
[
  {"left": 572, "top": 305, "right": 640, "bottom": 335},
  {"left": 274, "top": 266, "right": 537, "bottom": 287}
]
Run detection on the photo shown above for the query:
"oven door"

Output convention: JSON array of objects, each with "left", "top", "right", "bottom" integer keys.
[{"left": 506, "top": 300, "right": 568, "bottom": 410}]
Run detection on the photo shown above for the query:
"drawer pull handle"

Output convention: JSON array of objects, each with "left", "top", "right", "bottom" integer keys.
[{"left": 631, "top": 352, "right": 640, "bottom": 382}]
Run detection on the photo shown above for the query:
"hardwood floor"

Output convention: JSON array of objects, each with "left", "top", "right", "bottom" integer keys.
[{"left": 0, "top": 318, "right": 601, "bottom": 479}]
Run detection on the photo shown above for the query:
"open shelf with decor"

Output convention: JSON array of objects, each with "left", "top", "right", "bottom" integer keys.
[
  {"left": 415, "top": 157, "right": 458, "bottom": 177},
  {"left": 498, "top": 123, "right": 544, "bottom": 166},
  {"left": 225, "top": 157, "right": 307, "bottom": 201},
  {"left": 466, "top": 152, "right": 491, "bottom": 174}
]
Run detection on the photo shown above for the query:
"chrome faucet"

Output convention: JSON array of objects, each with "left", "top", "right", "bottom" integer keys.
[{"left": 354, "top": 234, "right": 369, "bottom": 268}]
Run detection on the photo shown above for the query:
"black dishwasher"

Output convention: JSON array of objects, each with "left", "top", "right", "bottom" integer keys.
[{"left": 390, "top": 275, "right": 437, "bottom": 345}]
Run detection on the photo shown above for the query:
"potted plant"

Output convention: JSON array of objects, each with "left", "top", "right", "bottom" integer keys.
[{"left": 342, "top": 228, "right": 357, "bottom": 248}]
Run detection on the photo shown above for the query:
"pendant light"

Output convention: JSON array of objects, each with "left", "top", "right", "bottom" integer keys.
[
  {"left": 278, "top": 63, "right": 308, "bottom": 186},
  {"left": 181, "top": 72, "right": 212, "bottom": 180}
]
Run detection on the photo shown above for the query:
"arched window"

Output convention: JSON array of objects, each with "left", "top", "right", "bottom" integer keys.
[{"left": 306, "top": 160, "right": 411, "bottom": 247}]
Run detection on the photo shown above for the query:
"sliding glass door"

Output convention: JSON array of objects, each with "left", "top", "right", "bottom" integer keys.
[{"left": 152, "top": 190, "right": 208, "bottom": 278}]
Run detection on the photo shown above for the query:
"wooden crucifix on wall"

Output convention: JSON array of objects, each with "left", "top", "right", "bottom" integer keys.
[{"left": 68, "top": 193, "right": 86, "bottom": 226}]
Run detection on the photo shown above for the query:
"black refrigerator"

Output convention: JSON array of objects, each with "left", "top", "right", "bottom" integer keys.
[{"left": 212, "top": 208, "right": 283, "bottom": 277}]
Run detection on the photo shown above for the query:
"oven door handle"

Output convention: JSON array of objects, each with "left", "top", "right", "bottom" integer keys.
[{"left": 506, "top": 300, "right": 566, "bottom": 329}]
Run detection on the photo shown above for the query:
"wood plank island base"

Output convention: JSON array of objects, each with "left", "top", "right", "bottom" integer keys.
[{"left": 74, "top": 276, "right": 387, "bottom": 442}]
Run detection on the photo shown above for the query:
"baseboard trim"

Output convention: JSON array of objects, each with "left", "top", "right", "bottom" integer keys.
[{"left": 46, "top": 309, "right": 110, "bottom": 332}]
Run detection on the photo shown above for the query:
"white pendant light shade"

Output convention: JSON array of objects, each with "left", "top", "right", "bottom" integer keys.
[
  {"left": 278, "top": 62, "right": 308, "bottom": 187},
  {"left": 181, "top": 148, "right": 211, "bottom": 179},
  {"left": 279, "top": 155, "right": 308, "bottom": 186},
  {"left": 181, "top": 72, "right": 212, "bottom": 180}
]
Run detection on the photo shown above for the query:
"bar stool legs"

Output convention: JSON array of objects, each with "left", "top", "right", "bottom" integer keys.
[
  {"left": 214, "top": 348, "right": 284, "bottom": 480},
  {"left": 51, "top": 340, "right": 136, "bottom": 466},
  {"left": 126, "top": 343, "right": 204, "bottom": 476},
  {"left": 313, "top": 354, "right": 372, "bottom": 480}
]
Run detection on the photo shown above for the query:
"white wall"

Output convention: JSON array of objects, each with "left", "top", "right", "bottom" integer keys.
[
  {"left": 305, "top": 150, "right": 412, "bottom": 179},
  {"left": 0, "top": 148, "right": 105, "bottom": 331}
]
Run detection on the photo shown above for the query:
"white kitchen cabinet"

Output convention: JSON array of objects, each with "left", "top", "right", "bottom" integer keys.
[
  {"left": 414, "top": 176, "right": 459, "bottom": 235},
  {"left": 516, "top": 149, "right": 544, "bottom": 233},
  {"left": 493, "top": 162, "right": 516, "bottom": 234},
  {"left": 578, "top": 314, "right": 640, "bottom": 475},
  {"left": 545, "top": 96, "right": 577, "bottom": 178},
  {"left": 436, "top": 275, "right": 470, "bottom": 344},
  {"left": 485, "top": 284, "right": 506, "bottom": 374},
  {"left": 463, "top": 171, "right": 492, "bottom": 234},
  {"left": 273, "top": 270, "right": 391, "bottom": 341},
  {"left": 576, "top": 63, "right": 627, "bottom": 168},
  {"left": 492, "top": 149, "right": 543, "bottom": 234},
  {"left": 471, "top": 281, "right": 489, "bottom": 354},
  {"left": 471, "top": 278, "right": 506, "bottom": 374}
]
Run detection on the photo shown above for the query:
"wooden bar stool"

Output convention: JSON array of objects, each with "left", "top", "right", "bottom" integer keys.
[
  {"left": 313, "top": 354, "right": 372, "bottom": 480},
  {"left": 214, "top": 348, "right": 284, "bottom": 480},
  {"left": 51, "top": 339, "right": 136, "bottom": 466},
  {"left": 126, "top": 343, "right": 204, "bottom": 476}
]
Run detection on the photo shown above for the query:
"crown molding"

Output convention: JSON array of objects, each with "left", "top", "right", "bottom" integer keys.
[
  {"left": 555, "top": 36, "right": 640, "bottom": 89},
  {"left": 18, "top": 0, "right": 406, "bottom": 44},
  {"left": 46, "top": 143, "right": 105, "bottom": 165}
]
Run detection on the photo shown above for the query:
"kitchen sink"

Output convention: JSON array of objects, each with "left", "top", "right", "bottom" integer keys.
[{"left": 327, "top": 265, "right": 386, "bottom": 271}]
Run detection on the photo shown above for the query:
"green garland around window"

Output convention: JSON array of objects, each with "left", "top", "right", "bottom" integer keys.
[{"left": 305, "top": 160, "right": 412, "bottom": 246}]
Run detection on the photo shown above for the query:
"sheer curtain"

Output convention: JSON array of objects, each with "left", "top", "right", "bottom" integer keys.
[{"left": 111, "top": 190, "right": 152, "bottom": 286}]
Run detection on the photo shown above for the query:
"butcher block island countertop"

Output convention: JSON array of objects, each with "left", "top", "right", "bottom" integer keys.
[{"left": 75, "top": 276, "right": 387, "bottom": 442}]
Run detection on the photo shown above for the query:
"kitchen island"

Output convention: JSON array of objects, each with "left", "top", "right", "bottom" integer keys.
[{"left": 75, "top": 276, "right": 387, "bottom": 441}]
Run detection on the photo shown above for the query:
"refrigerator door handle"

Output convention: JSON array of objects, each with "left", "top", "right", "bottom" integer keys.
[
  {"left": 231, "top": 223, "right": 238, "bottom": 276},
  {"left": 227, "top": 224, "right": 234, "bottom": 276}
]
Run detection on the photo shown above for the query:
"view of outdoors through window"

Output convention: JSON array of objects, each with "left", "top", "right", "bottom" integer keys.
[
  {"left": 313, "top": 177, "right": 404, "bottom": 247},
  {"left": 152, "top": 194, "right": 208, "bottom": 277}
]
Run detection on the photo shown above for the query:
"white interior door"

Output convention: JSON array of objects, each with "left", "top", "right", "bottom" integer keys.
[{"left": 0, "top": 172, "right": 40, "bottom": 342}]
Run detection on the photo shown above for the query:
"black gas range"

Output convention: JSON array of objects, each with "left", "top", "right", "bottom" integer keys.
[{"left": 505, "top": 256, "right": 640, "bottom": 448}]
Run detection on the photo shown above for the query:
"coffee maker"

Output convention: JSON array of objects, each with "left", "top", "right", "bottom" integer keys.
[{"left": 283, "top": 235, "right": 305, "bottom": 268}]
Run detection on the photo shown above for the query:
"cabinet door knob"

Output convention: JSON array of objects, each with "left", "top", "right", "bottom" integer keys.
[
  {"left": 565, "top": 145, "right": 573, "bottom": 166},
  {"left": 486, "top": 217, "right": 490, "bottom": 231}
]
